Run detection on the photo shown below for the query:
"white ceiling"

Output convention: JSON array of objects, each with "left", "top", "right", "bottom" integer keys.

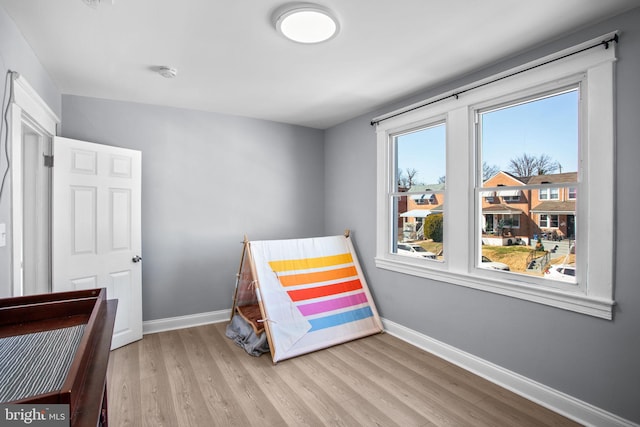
[{"left": 1, "top": 0, "right": 638, "bottom": 129}]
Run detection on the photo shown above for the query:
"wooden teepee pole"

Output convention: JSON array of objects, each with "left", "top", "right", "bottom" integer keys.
[
  {"left": 229, "top": 235, "right": 249, "bottom": 321},
  {"left": 245, "top": 242, "right": 277, "bottom": 363}
]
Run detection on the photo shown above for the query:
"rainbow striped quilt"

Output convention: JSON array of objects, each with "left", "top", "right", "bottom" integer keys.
[{"left": 248, "top": 234, "right": 383, "bottom": 362}]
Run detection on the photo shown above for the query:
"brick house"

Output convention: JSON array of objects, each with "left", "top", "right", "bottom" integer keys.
[
  {"left": 481, "top": 171, "right": 577, "bottom": 242},
  {"left": 398, "top": 172, "right": 577, "bottom": 242},
  {"left": 481, "top": 172, "right": 533, "bottom": 239},
  {"left": 528, "top": 172, "right": 577, "bottom": 240},
  {"left": 402, "top": 183, "right": 445, "bottom": 239}
]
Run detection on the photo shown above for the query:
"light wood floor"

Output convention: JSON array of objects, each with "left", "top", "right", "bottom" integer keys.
[{"left": 107, "top": 323, "right": 579, "bottom": 426}]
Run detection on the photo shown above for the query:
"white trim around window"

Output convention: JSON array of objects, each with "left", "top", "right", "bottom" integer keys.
[
  {"left": 539, "top": 188, "right": 559, "bottom": 200},
  {"left": 374, "top": 32, "right": 617, "bottom": 319},
  {"left": 539, "top": 214, "right": 559, "bottom": 229}
]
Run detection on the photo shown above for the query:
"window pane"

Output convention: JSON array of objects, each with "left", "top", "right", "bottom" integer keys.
[
  {"left": 479, "top": 89, "right": 578, "bottom": 283},
  {"left": 391, "top": 194, "right": 443, "bottom": 260},
  {"left": 481, "top": 89, "right": 578, "bottom": 180},
  {"left": 393, "top": 123, "right": 445, "bottom": 260},
  {"left": 539, "top": 214, "right": 548, "bottom": 227},
  {"left": 394, "top": 124, "right": 446, "bottom": 192}
]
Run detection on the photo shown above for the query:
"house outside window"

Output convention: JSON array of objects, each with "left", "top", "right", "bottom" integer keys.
[
  {"left": 529, "top": 172, "right": 577, "bottom": 240},
  {"left": 374, "top": 33, "right": 616, "bottom": 319}
]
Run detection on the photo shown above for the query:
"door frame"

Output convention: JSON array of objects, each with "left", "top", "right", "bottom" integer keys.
[{"left": 9, "top": 73, "right": 59, "bottom": 296}]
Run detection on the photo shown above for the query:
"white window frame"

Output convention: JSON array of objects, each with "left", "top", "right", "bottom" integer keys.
[
  {"left": 539, "top": 187, "right": 560, "bottom": 200},
  {"left": 389, "top": 120, "right": 447, "bottom": 258},
  {"left": 539, "top": 214, "right": 560, "bottom": 229},
  {"left": 374, "top": 33, "right": 616, "bottom": 319},
  {"left": 503, "top": 214, "right": 520, "bottom": 229}
]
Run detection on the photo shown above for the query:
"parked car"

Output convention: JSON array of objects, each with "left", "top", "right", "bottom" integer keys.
[
  {"left": 480, "top": 255, "right": 510, "bottom": 271},
  {"left": 544, "top": 264, "right": 576, "bottom": 283},
  {"left": 397, "top": 243, "right": 437, "bottom": 259}
]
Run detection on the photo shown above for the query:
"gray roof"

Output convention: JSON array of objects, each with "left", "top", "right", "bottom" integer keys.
[
  {"left": 531, "top": 201, "right": 576, "bottom": 214},
  {"left": 482, "top": 204, "right": 524, "bottom": 215}
]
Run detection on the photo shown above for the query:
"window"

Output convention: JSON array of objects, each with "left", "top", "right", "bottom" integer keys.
[
  {"left": 479, "top": 88, "right": 578, "bottom": 280},
  {"left": 539, "top": 214, "right": 559, "bottom": 228},
  {"left": 374, "top": 32, "right": 616, "bottom": 319},
  {"left": 539, "top": 188, "right": 559, "bottom": 200},
  {"left": 391, "top": 123, "right": 446, "bottom": 259},
  {"left": 504, "top": 214, "right": 520, "bottom": 229}
]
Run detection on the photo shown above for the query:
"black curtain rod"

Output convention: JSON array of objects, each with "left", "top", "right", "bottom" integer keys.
[{"left": 370, "top": 34, "right": 619, "bottom": 127}]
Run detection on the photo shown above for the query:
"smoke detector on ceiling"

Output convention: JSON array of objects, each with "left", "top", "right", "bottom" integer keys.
[
  {"left": 157, "top": 66, "right": 178, "bottom": 79},
  {"left": 82, "top": 0, "right": 113, "bottom": 8}
]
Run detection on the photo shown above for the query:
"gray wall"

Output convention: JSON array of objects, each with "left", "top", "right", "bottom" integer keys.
[
  {"left": 61, "top": 96, "right": 325, "bottom": 320},
  {"left": 324, "top": 8, "right": 640, "bottom": 423},
  {"left": 2, "top": 2, "right": 639, "bottom": 422},
  {"left": 0, "top": 7, "right": 61, "bottom": 298}
]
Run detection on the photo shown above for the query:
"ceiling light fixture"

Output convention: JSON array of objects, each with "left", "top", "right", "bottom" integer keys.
[{"left": 273, "top": 3, "right": 339, "bottom": 44}]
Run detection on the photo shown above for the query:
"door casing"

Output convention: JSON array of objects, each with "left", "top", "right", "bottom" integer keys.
[{"left": 9, "top": 73, "right": 59, "bottom": 296}]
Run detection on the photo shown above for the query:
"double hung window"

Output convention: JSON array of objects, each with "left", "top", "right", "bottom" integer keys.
[
  {"left": 374, "top": 33, "right": 617, "bottom": 319},
  {"left": 539, "top": 214, "right": 560, "bottom": 229},
  {"left": 390, "top": 123, "right": 446, "bottom": 260},
  {"left": 539, "top": 188, "right": 560, "bottom": 200}
]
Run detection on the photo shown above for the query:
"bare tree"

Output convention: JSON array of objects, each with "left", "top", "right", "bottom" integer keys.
[
  {"left": 508, "top": 153, "right": 559, "bottom": 177},
  {"left": 482, "top": 162, "right": 500, "bottom": 181},
  {"left": 397, "top": 170, "right": 408, "bottom": 189},
  {"left": 397, "top": 168, "right": 420, "bottom": 188},
  {"left": 406, "top": 168, "right": 419, "bottom": 187},
  {"left": 437, "top": 175, "right": 446, "bottom": 184}
]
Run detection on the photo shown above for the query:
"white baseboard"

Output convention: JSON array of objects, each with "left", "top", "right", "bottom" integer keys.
[
  {"left": 381, "top": 318, "right": 637, "bottom": 427},
  {"left": 143, "top": 309, "right": 231, "bottom": 335}
]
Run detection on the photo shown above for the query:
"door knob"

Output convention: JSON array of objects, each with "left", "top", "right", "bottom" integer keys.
[{"left": 132, "top": 255, "right": 142, "bottom": 263}]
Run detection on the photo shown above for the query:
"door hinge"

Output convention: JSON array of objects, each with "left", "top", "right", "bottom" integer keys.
[{"left": 43, "top": 155, "right": 54, "bottom": 167}]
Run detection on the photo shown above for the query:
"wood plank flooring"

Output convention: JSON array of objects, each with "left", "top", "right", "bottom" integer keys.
[{"left": 107, "top": 323, "right": 579, "bottom": 426}]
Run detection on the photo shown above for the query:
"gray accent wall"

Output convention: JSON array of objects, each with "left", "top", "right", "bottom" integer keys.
[
  {"left": 61, "top": 96, "right": 325, "bottom": 321},
  {"left": 0, "top": 6, "right": 61, "bottom": 298},
  {"left": 324, "top": 8, "right": 640, "bottom": 423}
]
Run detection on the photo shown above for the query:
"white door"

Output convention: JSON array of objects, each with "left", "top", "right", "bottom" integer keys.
[{"left": 52, "top": 137, "right": 142, "bottom": 349}]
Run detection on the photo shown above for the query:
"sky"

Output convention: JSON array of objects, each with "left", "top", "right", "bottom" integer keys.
[{"left": 396, "top": 89, "right": 579, "bottom": 186}]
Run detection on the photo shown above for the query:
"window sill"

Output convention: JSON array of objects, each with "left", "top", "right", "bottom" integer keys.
[{"left": 374, "top": 257, "right": 614, "bottom": 320}]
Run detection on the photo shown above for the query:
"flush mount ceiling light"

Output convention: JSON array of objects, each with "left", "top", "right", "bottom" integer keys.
[{"left": 274, "top": 3, "right": 339, "bottom": 44}]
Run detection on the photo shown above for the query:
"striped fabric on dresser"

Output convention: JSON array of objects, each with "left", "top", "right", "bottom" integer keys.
[{"left": 0, "top": 324, "right": 86, "bottom": 402}]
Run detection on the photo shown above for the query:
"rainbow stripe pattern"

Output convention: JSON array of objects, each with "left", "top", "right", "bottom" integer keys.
[
  {"left": 248, "top": 235, "right": 382, "bottom": 362},
  {"left": 269, "top": 252, "right": 373, "bottom": 332}
]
